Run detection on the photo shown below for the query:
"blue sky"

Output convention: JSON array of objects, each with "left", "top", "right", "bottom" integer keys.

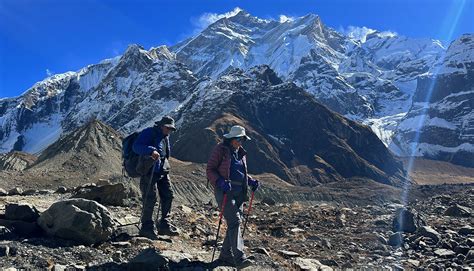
[{"left": 1, "top": 0, "right": 473, "bottom": 98}]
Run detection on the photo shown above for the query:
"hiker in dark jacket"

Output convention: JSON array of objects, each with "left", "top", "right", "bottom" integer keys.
[
  {"left": 133, "top": 116, "right": 179, "bottom": 239},
  {"left": 207, "top": 125, "right": 260, "bottom": 268}
]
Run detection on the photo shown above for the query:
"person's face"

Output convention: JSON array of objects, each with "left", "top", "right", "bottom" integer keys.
[
  {"left": 161, "top": 126, "right": 174, "bottom": 136},
  {"left": 231, "top": 137, "right": 245, "bottom": 149}
]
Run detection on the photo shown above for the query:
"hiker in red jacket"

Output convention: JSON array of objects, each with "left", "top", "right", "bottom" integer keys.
[{"left": 207, "top": 125, "right": 260, "bottom": 268}]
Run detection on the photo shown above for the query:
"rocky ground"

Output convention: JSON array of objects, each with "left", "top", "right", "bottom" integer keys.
[{"left": 0, "top": 180, "right": 473, "bottom": 270}]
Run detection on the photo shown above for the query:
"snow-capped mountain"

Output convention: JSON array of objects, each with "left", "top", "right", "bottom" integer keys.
[
  {"left": 391, "top": 34, "right": 474, "bottom": 167},
  {"left": 0, "top": 9, "right": 472, "bottom": 168}
]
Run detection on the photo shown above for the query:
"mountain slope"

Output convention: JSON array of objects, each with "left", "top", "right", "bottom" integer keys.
[
  {"left": 172, "top": 66, "right": 406, "bottom": 186},
  {"left": 391, "top": 34, "right": 474, "bottom": 167}
]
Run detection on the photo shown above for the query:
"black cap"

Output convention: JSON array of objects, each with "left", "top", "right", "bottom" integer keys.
[{"left": 155, "top": 116, "right": 176, "bottom": 130}]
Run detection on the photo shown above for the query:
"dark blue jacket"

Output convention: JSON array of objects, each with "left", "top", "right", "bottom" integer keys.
[{"left": 132, "top": 126, "right": 170, "bottom": 173}]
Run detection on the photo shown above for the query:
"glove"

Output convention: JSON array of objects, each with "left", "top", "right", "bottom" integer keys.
[
  {"left": 217, "top": 177, "right": 232, "bottom": 192},
  {"left": 248, "top": 178, "right": 260, "bottom": 192}
]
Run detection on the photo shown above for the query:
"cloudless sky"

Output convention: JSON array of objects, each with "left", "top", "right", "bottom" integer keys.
[{"left": 1, "top": 0, "right": 473, "bottom": 98}]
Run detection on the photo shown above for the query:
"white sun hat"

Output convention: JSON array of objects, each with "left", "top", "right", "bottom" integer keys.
[{"left": 223, "top": 125, "right": 251, "bottom": 140}]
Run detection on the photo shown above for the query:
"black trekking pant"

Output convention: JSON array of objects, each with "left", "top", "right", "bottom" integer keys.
[{"left": 139, "top": 171, "right": 174, "bottom": 229}]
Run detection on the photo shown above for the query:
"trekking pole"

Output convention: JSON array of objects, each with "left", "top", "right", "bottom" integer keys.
[
  {"left": 242, "top": 191, "right": 255, "bottom": 238},
  {"left": 211, "top": 193, "right": 228, "bottom": 262},
  {"left": 139, "top": 162, "right": 157, "bottom": 229}
]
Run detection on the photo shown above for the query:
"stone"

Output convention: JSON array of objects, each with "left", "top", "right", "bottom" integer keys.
[
  {"left": 52, "top": 265, "right": 67, "bottom": 271},
  {"left": 0, "top": 219, "right": 43, "bottom": 237},
  {"left": 0, "top": 245, "right": 10, "bottom": 257},
  {"left": 278, "top": 250, "right": 299, "bottom": 258},
  {"left": 0, "top": 188, "right": 7, "bottom": 196},
  {"left": 5, "top": 203, "right": 40, "bottom": 222},
  {"left": 112, "top": 251, "right": 123, "bottom": 262},
  {"left": 178, "top": 205, "right": 193, "bottom": 214},
  {"left": 71, "top": 182, "right": 139, "bottom": 206},
  {"left": 392, "top": 208, "right": 425, "bottom": 233},
  {"left": 434, "top": 248, "right": 456, "bottom": 257},
  {"left": 38, "top": 198, "right": 115, "bottom": 245},
  {"left": 444, "top": 204, "right": 472, "bottom": 217},
  {"left": 454, "top": 245, "right": 470, "bottom": 255},
  {"left": 55, "top": 186, "right": 68, "bottom": 194},
  {"left": 128, "top": 247, "right": 169, "bottom": 271},
  {"left": 22, "top": 189, "right": 38, "bottom": 196},
  {"left": 261, "top": 197, "right": 276, "bottom": 205},
  {"left": 459, "top": 225, "right": 474, "bottom": 235},
  {"left": 7, "top": 187, "right": 23, "bottom": 196},
  {"left": 417, "top": 226, "right": 441, "bottom": 243},
  {"left": 161, "top": 250, "right": 192, "bottom": 264},
  {"left": 270, "top": 226, "right": 285, "bottom": 237},
  {"left": 388, "top": 232, "right": 404, "bottom": 247},
  {"left": 465, "top": 250, "right": 474, "bottom": 264},
  {"left": 293, "top": 257, "right": 332, "bottom": 271},
  {"left": 254, "top": 247, "right": 270, "bottom": 257},
  {"left": 0, "top": 226, "right": 15, "bottom": 239}
]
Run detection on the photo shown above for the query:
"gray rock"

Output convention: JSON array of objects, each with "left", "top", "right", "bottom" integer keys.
[
  {"left": 71, "top": 182, "right": 139, "bottom": 206},
  {"left": 392, "top": 207, "right": 425, "bottom": 233},
  {"left": 454, "top": 245, "right": 470, "bottom": 255},
  {"left": 5, "top": 203, "right": 40, "bottom": 222},
  {"left": 7, "top": 187, "right": 23, "bottom": 196},
  {"left": 0, "top": 188, "right": 7, "bottom": 196},
  {"left": 55, "top": 186, "right": 68, "bottom": 194},
  {"left": 434, "top": 248, "right": 456, "bottom": 257},
  {"left": 293, "top": 257, "right": 332, "bottom": 270},
  {"left": 22, "top": 189, "right": 38, "bottom": 196},
  {"left": 466, "top": 250, "right": 474, "bottom": 264},
  {"left": 261, "top": 197, "right": 276, "bottom": 205},
  {"left": 0, "top": 219, "right": 42, "bottom": 237},
  {"left": 459, "top": 225, "right": 474, "bottom": 235},
  {"left": 417, "top": 226, "right": 441, "bottom": 243},
  {"left": 38, "top": 198, "right": 115, "bottom": 245},
  {"left": 128, "top": 247, "right": 169, "bottom": 271},
  {"left": 254, "top": 247, "right": 270, "bottom": 257},
  {"left": 388, "top": 232, "right": 404, "bottom": 247},
  {"left": 161, "top": 250, "right": 192, "bottom": 264},
  {"left": 279, "top": 250, "right": 299, "bottom": 258},
  {"left": 0, "top": 226, "right": 14, "bottom": 239},
  {"left": 0, "top": 245, "right": 10, "bottom": 257},
  {"left": 444, "top": 204, "right": 472, "bottom": 217}
]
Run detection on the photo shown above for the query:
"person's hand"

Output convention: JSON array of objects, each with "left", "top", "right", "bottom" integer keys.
[
  {"left": 151, "top": 150, "right": 160, "bottom": 160},
  {"left": 217, "top": 177, "right": 232, "bottom": 192},
  {"left": 248, "top": 178, "right": 260, "bottom": 192}
]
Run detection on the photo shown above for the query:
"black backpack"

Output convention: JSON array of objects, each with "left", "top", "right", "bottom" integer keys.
[{"left": 122, "top": 128, "right": 159, "bottom": 178}]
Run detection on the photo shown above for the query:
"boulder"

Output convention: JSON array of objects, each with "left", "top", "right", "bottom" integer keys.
[
  {"left": 5, "top": 203, "right": 40, "bottom": 222},
  {"left": 71, "top": 182, "right": 139, "bottom": 206},
  {"left": 0, "top": 188, "right": 7, "bottom": 196},
  {"left": 444, "top": 204, "right": 472, "bottom": 217},
  {"left": 392, "top": 208, "right": 425, "bottom": 233},
  {"left": 128, "top": 247, "right": 169, "bottom": 271},
  {"left": 417, "top": 226, "right": 441, "bottom": 243},
  {"left": 37, "top": 199, "right": 115, "bottom": 245}
]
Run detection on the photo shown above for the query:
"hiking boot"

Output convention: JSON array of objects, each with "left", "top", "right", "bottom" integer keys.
[
  {"left": 139, "top": 228, "right": 159, "bottom": 240},
  {"left": 235, "top": 258, "right": 254, "bottom": 269},
  {"left": 157, "top": 222, "right": 179, "bottom": 236}
]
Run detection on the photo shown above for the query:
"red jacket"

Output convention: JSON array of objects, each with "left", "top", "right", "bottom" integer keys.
[{"left": 206, "top": 143, "right": 249, "bottom": 188}]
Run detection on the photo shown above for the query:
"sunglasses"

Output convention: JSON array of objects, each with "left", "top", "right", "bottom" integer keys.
[{"left": 235, "top": 137, "right": 247, "bottom": 143}]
